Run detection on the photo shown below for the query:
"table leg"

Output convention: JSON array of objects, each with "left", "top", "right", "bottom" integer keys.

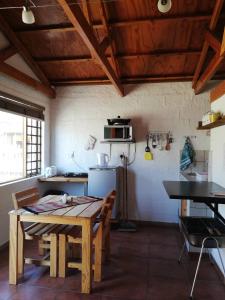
[
  {"left": 81, "top": 219, "right": 93, "bottom": 294},
  {"left": 181, "top": 198, "right": 187, "bottom": 216},
  {"left": 9, "top": 214, "right": 19, "bottom": 284}
]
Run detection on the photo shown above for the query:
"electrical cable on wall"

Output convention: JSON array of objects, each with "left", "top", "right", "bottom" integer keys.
[
  {"left": 71, "top": 151, "right": 87, "bottom": 172},
  {"left": 127, "top": 142, "right": 136, "bottom": 166}
]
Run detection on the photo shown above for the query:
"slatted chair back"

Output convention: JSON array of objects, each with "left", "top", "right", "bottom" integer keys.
[
  {"left": 12, "top": 187, "right": 40, "bottom": 210},
  {"left": 100, "top": 190, "right": 116, "bottom": 227}
]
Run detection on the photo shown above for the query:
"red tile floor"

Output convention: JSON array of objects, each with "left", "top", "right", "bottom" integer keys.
[{"left": 0, "top": 225, "right": 225, "bottom": 300}]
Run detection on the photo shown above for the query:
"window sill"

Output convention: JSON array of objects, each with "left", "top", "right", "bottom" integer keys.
[{"left": 0, "top": 175, "right": 42, "bottom": 187}]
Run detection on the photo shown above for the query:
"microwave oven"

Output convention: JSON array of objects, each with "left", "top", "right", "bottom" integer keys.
[{"left": 104, "top": 125, "right": 133, "bottom": 141}]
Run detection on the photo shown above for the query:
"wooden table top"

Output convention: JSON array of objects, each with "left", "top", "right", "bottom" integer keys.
[
  {"left": 9, "top": 195, "right": 103, "bottom": 223},
  {"left": 163, "top": 181, "right": 225, "bottom": 204},
  {"left": 38, "top": 176, "right": 88, "bottom": 183}
]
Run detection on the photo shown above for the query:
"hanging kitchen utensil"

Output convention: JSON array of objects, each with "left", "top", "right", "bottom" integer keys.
[
  {"left": 145, "top": 135, "right": 153, "bottom": 160},
  {"left": 152, "top": 134, "right": 157, "bottom": 148},
  {"left": 158, "top": 134, "right": 164, "bottom": 151},
  {"left": 165, "top": 133, "right": 170, "bottom": 151}
]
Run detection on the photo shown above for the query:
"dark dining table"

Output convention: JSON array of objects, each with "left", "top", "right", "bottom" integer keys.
[{"left": 163, "top": 181, "right": 225, "bottom": 224}]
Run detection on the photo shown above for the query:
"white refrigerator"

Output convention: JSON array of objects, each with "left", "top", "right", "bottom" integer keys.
[{"left": 88, "top": 166, "right": 123, "bottom": 219}]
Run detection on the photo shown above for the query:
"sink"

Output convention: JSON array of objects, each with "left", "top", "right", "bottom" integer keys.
[{"left": 187, "top": 172, "right": 196, "bottom": 176}]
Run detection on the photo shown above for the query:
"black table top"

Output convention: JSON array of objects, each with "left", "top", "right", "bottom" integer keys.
[{"left": 163, "top": 181, "right": 225, "bottom": 204}]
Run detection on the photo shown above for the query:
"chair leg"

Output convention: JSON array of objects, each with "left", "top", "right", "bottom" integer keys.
[
  {"left": 50, "top": 234, "right": 57, "bottom": 278},
  {"left": 58, "top": 234, "right": 66, "bottom": 278},
  {"left": 94, "top": 223, "right": 103, "bottom": 282},
  {"left": 178, "top": 241, "right": 186, "bottom": 263},
  {"left": 189, "top": 237, "right": 207, "bottom": 299},
  {"left": 18, "top": 224, "right": 24, "bottom": 274}
]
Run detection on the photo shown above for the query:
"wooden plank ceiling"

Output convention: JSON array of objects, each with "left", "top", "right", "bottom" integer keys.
[{"left": 0, "top": 0, "right": 225, "bottom": 96}]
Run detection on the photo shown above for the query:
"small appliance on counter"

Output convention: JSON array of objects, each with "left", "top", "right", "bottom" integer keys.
[
  {"left": 97, "top": 153, "right": 109, "bottom": 167},
  {"left": 63, "top": 172, "right": 88, "bottom": 178},
  {"left": 104, "top": 116, "right": 133, "bottom": 142},
  {"left": 45, "top": 166, "right": 57, "bottom": 178}
]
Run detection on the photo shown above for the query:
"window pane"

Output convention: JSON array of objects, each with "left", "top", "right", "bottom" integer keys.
[
  {"left": 32, "top": 136, "right": 37, "bottom": 144},
  {"left": 32, "top": 127, "right": 37, "bottom": 135},
  {"left": 32, "top": 119, "right": 37, "bottom": 126},
  {"left": 0, "top": 111, "right": 25, "bottom": 183},
  {"left": 26, "top": 118, "right": 42, "bottom": 177},
  {"left": 27, "top": 135, "right": 32, "bottom": 143},
  {"left": 32, "top": 162, "right": 36, "bottom": 169},
  {"left": 32, "top": 153, "right": 37, "bottom": 161}
]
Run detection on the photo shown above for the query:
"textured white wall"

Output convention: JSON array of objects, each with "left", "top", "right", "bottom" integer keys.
[
  {"left": 0, "top": 74, "right": 51, "bottom": 246},
  {"left": 51, "top": 82, "right": 210, "bottom": 223},
  {"left": 210, "top": 94, "right": 225, "bottom": 276}
]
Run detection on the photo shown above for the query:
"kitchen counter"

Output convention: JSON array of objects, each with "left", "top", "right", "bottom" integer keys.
[
  {"left": 39, "top": 176, "right": 88, "bottom": 183},
  {"left": 180, "top": 170, "right": 208, "bottom": 182}
]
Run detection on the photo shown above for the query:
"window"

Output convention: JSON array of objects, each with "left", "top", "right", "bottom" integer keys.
[{"left": 0, "top": 110, "right": 43, "bottom": 184}]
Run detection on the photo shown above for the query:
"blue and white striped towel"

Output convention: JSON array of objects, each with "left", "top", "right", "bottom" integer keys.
[{"left": 180, "top": 137, "right": 195, "bottom": 171}]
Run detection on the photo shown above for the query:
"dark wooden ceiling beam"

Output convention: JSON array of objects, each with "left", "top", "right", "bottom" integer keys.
[
  {"left": 34, "top": 49, "right": 201, "bottom": 63},
  {"left": 221, "top": 27, "right": 225, "bottom": 56},
  {"left": 0, "top": 46, "right": 17, "bottom": 62},
  {"left": 210, "top": 79, "right": 225, "bottom": 102},
  {"left": 15, "top": 13, "right": 218, "bottom": 34},
  {"left": 51, "top": 75, "right": 195, "bottom": 86},
  {"left": 205, "top": 31, "right": 221, "bottom": 52},
  {"left": 98, "top": 0, "right": 121, "bottom": 77},
  {"left": 0, "top": 62, "right": 55, "bottom": 98},
  {"left": 195, "top": 53, "right": 224, "bottom": 94},
  {"left": 81, "top": 0, "right": 96, "bottom": 59},
  {"left": 99, "top": 36, "right": 110, "bottom": 53},
  {"left": 82, "top": 0, "right": 92, "bottom": 25},
  {"left": 57, "top": 0, "right": 124, "bottom": 96},
  {"left": 0, "top": 13, "right": 55, "bottom": 97},
  {"left": 194, "top": 26, "right": 225, "bottom": 94},
  {"left": 51, "top": 73, "right": 225, "bottom": 86},
  {"left": 192, "top": 0, "right": 224, "bottom": 89}
]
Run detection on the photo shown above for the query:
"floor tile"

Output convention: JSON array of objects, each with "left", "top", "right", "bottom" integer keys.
[
  {"left": 10, "top": 285, "right": 56, "bottom": 300},
  {"left": 0, "top": 282, "right": 17, "bottom": 300},
  {"left": 148, "top": 243, "right": 180, "bottom": 261},
  {"left": 148, "top": 258, "right": 187, "bottom": 280},
  {"left": 148, "top": 277, "right": 189, "bottom": 300},
  {"left": 1, "top": 225, "right": 224, "bottom": 300},
  {"left": 188, "top": 280, "right": 225, "bottom": 300}
]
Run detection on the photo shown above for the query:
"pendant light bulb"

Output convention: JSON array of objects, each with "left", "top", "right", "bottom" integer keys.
[
  {"left": 22, "top": 6, "right": 35, "bottom": 24},
  {"left": 157, "top": 0, "right": 172, "bottom": 13}
]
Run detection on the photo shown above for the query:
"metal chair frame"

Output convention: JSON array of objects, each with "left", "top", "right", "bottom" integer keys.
[{"left": 179, "top": 237, "right": 225, "bottom": 299}]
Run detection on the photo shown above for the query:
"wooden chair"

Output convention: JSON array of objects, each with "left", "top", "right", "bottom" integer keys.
[
  {"left": 58, "top": 190, "right": 116, "bottom": 282},
  {"left": 12, "top": 187, "right": 60, "bottom": 277}
]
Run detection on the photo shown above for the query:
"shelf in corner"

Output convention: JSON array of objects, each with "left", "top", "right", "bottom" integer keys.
[
  {"left": 100, "top": 140, "right": 135, "bottom": 144},
  {"left": 197, "top": 117, "right": 225, "bottom": 130}
]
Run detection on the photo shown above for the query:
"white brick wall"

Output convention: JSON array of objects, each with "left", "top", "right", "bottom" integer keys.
[
  {"left": 51, "top": 82, "right": 210, "bottom": 223},
  {"left": 210, "top": 94, "right": 225, "bottom": 277}
]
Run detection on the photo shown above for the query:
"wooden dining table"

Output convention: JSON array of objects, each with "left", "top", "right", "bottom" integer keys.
[{"left": 8, "top": 195, "right": 103, "bottom": 294}]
